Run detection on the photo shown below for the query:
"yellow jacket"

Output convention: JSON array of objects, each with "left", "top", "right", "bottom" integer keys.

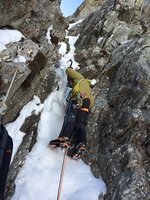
[{"left": 66, "top": 68, "right": 94, "bottom": 108}]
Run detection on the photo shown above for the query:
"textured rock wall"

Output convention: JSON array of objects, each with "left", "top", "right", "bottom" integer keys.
[
  {"left": 68, "top": 0, "right": 150, "bottom": 199},
  {"left": 68, "top": 0, "right": 105, "bottom": 22},
  {"left": 0, "top": 0, "right": 68, "bottom": 124}
]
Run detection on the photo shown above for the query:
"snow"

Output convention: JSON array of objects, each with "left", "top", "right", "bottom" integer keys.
[
  {"left": 46, "top": 25, "right": 53, "bottom": 44},
  {"left": 0, "top": 19, "right": 106, "bottom": 200},
  {"left": 59, "top": 41, "right": 67, "bottom": 56},
  {"left": 13, "top": 54, "right": 26, "bottom": 63},
  {"left": 68, "top": 19, "right": 84, "bottom": 30},
  {"left": 0, "top": 30, "right": 24, "bottom": 52},
  {"left": 97, "top": 36, "right": 103, "bottom": 44}
]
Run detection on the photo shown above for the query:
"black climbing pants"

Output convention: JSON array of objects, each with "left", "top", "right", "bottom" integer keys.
[{"left": 59, "top": 98, "right": 90, "bottom": 145}]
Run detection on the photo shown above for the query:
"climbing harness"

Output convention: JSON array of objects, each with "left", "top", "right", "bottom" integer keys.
[{"left": 57, "top": 146, "right": 68, "bottom": 200}]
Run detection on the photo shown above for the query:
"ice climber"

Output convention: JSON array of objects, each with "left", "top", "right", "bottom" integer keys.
[{"left": 49, "top": 62, "right": 94, "bottom": 159}]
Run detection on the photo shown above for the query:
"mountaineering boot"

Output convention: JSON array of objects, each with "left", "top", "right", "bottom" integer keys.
[
  {"left": 49, "top": 137, "right": 69, "bottom": 148},
  {"left": 67, "top": 144, "right": 76, "bottom": 157},
  {"left": 71, "top": 143, "right": 86, "bottom": 160}
]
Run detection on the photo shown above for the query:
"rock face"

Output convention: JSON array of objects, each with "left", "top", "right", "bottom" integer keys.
[
  {"left": 0, "top": 0, "right": 68, "bottom": 124},
  {"left": 68, "top": 0, "right": 105, "bottom": 22},
  {"left": 0, "top": 0, "right": 150, "bottom": 199}
]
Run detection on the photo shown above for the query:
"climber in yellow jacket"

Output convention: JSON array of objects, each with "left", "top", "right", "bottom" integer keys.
[
  {"left": 66, "top": 67, "right": 94, "bottom": 108},
  {"left": 49, "top": 64, "right": 94, "bottom": 159}
]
